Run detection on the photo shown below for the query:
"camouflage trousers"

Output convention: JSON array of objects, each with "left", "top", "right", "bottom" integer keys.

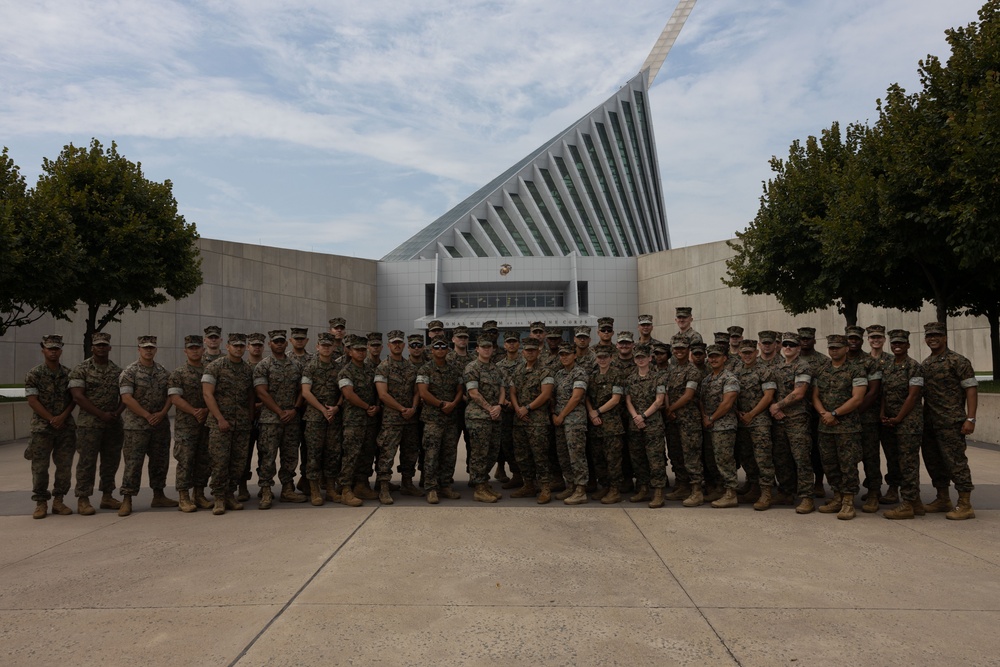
[
  {"left": 208, "top": 427, "right": 252, "bottom": 499},
  {"left": 710, "top": 429, "right": 738, "bottom": 490},
  {"left": 376, "top": 422, "right": 420, "bottom": 482},
  {"left": 589, "top": 433, "right": 623, "bottom": 488},
  {"left": 666, "top": 420, "right": 702, "bottom": 486},
  {"left": 338, "top": 420, "right": 378, "bottom": 488},
  {"left": 922, "top": 423, "right": 974, "bottom": 493},
  {"left": 878, "top": 424, "right": 902, "bottom": 488},
  {"left": 241, "top": 421, "right": 260, "bottom": 482},
  {"left": 28, "top": 428, "right": 76, "bottom": 502},
  {"left": 467, "top": 418, "right": 501, "bottom": 485},
  {"left": 500, "top": 409, "right": 518, "bottom": 474},
  {"left": 702, "top": 428, "right": 721, "bottom": 487},
  {"left": 513, "top": 424, "right": 550, "bottom": 484},
  {"left": 172, "top": 425, "right": 210, "bottom": 491},
  {"left": 629, "top": 424, "right": 666, "bottom": 488},
  {"left": 818, "top": 431, "right": 862, "bottom": 495},
  {"left": 737, "top": 424, "right": 775, "bottom": 487},
  {"left": 120, "top": 428, "right": 171, "bottom": 496},
  {"left": 880, "top": 428, "right": 921, "bottom": 501},
  {"left": 772, "top": 415, "right": 814, "bottom": 498},
  {"left": 258, "top": 421, "right": 302, "bottom": 488},
  {"left": 74, "top": 425, "right": 123, "bottom": 497},
  {"left": 304, "top": 419, "right": 342, "bottom": 482},
  {"left": 421, "top": 421, "right": 459, "bottom": 490},
  {"left": 555, "top": 422, "right": 590, "bottom": 487},
  {"left": 860, "top": 417, "right": 884, "bottom": 491}
]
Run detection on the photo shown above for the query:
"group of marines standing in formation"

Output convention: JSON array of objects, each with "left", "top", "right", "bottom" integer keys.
[{"left": 24, "top": 306, "right": 979, "bottom": 521}]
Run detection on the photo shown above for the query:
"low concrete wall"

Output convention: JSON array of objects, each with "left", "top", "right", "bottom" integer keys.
[
  {"left": 0, "top": 401, "right": 31, "bottom": 444},
  {"left": 974, "top": 393, "right": 1000, "bottom": 446}
]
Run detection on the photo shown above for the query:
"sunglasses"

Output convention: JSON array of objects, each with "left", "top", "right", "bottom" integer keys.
[
  {"left": 599, "top": 327, "right": 614, "bottom": 333},
  {"left": 781, "top": 341, "right": 800, "bottom": 348},
  {"left": 409, "top": 342, "right": 424, "bottom": 348}
]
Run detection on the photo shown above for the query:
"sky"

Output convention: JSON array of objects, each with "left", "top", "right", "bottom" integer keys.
[{"left": 0, "top": 0, "right": 987, "bottom": 260}]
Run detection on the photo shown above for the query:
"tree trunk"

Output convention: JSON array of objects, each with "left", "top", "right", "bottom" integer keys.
[
  {"left": 841, "top": 297, "right": 859, "bottom": 327},
  {"left": 84, "top": 303, "right": 98, "bottom": 356},
  {"left": 936, "top": 301, "right": 948, "bottom": 325}
]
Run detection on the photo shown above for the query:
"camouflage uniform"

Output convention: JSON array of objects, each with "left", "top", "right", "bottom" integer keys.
[
  {"left": 664, "top": 361, "right": 704, "bottom": 486},
  {"left": 587, "top": 366, "right": 624, "bottom": 488},
  {"left": 734, "top": 360, "right": 777, "bottom": 488},
  {"left": 464, "top": 358, "right": 504, "bottom": 485},
  {"left": 700, "top": 369, "right": 740, "bottom": 489},
  {"left": 337, "top": 359, "right": 378, "bottom": 488},
  {"left": 301, "top": 356, "right": 344, "bottom": 483},
  {"left": 375, "top": 356, "right": 420, "bottom": 482},
  {"left": 496, "top": 354, "right": 523, "bottom": 478},
  {"left": 800, "top": 347, "right": 830, "bottom": 481},
  {"left": 69, "top": 356, "right": 123, "bottom": 498},
  {"left": 553, "top": 362, "right": 591, "bottom": 486},
  {"left": 848, "top": 351, "right": 885, "bottom": 492},
  {"left": 417, "top": 359, "right": 464, "bottom": 490},
  {"left": 881, "top": 356, "right": 924, "bottom": 501},
  {"left": 770, "top": 356, "right": 814, "bottom": 498},
  {"left": 870, "top": 349, "right": 900, "bottom": 488},
  {"left": 814, "top": 359, "right": 867, "bottom": 495},
  {"left": 921, "top": 348, "right": 977, "bottom": 493},
  {"left": 119, "top": 359, "right": 171, "bottom": 496},
  {"left": 203, "top": 357, "right": 254, "bottom": 498},
  {"left": 254, "top": 356, "right": 302, "bottom": 489},
  {"left": 625, "top": 369, "right": 667, "bottom": 488},
  {"left": 25, "top": 362, "right": 76, "bottom": 502},
  {"left": 167, "top": 361, "right": 211, "bottom": 491}
]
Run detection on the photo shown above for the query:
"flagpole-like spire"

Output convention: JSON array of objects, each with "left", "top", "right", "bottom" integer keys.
[{"left": 641, "top": 0, "right": 698, "bottom": 84}]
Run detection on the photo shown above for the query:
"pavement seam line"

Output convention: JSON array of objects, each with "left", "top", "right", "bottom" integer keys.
[
  {"left": 624, "top": 508, "right": 743, "bottom": 666},
  {"left": 227, "top": 507, "right": 378, "bottom": 667},
  {"left": 888, "top": 519, "right": 1000, "bottom": 568},
  {"left": 0, "top": 517, "right": 133, "bottom": 571}
]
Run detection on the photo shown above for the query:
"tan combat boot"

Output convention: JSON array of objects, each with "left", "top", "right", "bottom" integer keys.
[
  {"left": 118, "top": 494, "right": 133, "bottom": 517},
  {"left": 280, "top": 484, "right": 307, "bottom": 503},
  {"left": 711, "top": 488, "right": 738, "bottom": 508},
  {"left": 439, "top": 486, "right": 461, "bottom": 500},
  {"left": 911, "top": 497, "right": 926, "bottom": 516},
  {"left": 703, "top": 485, "right": 724, "bottom": 502},
  {"left": 883, "top": 501, "right": 914, "bottom": 520},
  {"left": 648, "top": 487, "right": 665, "bottom": 509},
  {"left": 212, "top": 497, "right": 226, "bottom": 515},
  {"left": 78, "top": 496, "right": 96, "bottom": 516},
  {"left": 837, "top": 493, "right": 856, "bottom": 520},
  {"left": 881, "top": 485, "right": 899, "bottom": 504},
  {"left": 794, "top": 497, "right": 815, "bottom": 514},
  {"left": 151, "top": 489, "right": 179, "bottom": 508},
  {"left": 565, "top": 485, "right": 589, "bottom": 505},
  {"left": 224, "top": 493, "right": 243, "bottom": 511},
  {"left": 536, "top": 484, "right": 552, "bottom": 505},
  {"left": 682, "top": 484, "right": 704, "bottom": 507},
  {"left": 862, "top": 491, "right": 880, "bottom": 513},
  {"left": 324, "top": 481, "right": 341, "bottom": 503},
  {"left": 665, "top": 483, "right": 691, "bottom": 501},
  {"left": 817, "top": 492, "right": 843, "bottom": 514},
  {"left": 590, "top": 486, "right": 609, "bottom": 501},
  {"left": 296, "top": 476, "right": 310, "bottom": 495},
  {"left": 814, "top": 481, "right": 827, "bottom": 498},
  {"left": 753, "top": 486, "right": 774, "bottom": 511},
  {"left": 426, "top": 489, "right": 440, "bottom": 504},
  {"left": 352, "top": 481, "right": 378, "bottom": 501},
  {"left": 502, "top": 473, "right": 523, "bottom": 490},
  {"left": 33, "top": 501, "right": 47, "bottom": 519},
  {"left": 177, "top": 490, "right": 197, "bottom": 513},
  {"left": 555, "top": 483, "right": 574, "bottom": 501},
  {"left": 340, "top": 486, "right": 363, "bottom": 507},
  {"left": 510, "top": 481, "right": 538, "bottom": 499},
  {"left": 771, "top": 489, "right": 794, "bottom": 505},
  {"left": 309, "top": 480, "right": 324, "bottom": 506},
  {"left": 51, "top": 495, "right": 72, "bottom": 515},
  {"left": 924, "top": 488, "right": 953, "bottom": 513},
  {"left": 737, "top": 483, "right": 761, "bottom": 504},
  {"left": 99, "top": 492, "right": 122, "bottom": 510},
  {"left": 946, "top": 492, "right": 975, "bottom": 520},
  {"left": 192, "top": 488, "right": 214, "bottom": 510},
  {"left": 484, "top": 483, "right": 502, "bottom": 500},
  {"left": 602, "top": 486, "right": 623, "bottom": 505},
  {"left": 629, "top": 485, "right": 650, "bottom": 503},
  {"left": 259, "top": 486, "right": 274, "bottom": 510},
  {"left": 378, "top": 481, "right": 394, "bottom": 505},
  {"left": 237, "top": 481, "right": 250, "bottom": 502},
  {"left": 474, "top": 483, "right": 498, "bottom": 503},
  {"left": 400, "top": 477, "right": 424, "bottom": 497}
]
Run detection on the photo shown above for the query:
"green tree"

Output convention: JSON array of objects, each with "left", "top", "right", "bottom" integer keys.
[
  {"left": 0, "top": 147, "right": 79, "bottom": 336},
  {"left": 32, "top": 139, "right": 203, "bottom": 351}
]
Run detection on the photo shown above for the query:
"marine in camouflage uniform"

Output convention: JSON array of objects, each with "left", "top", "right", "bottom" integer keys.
[
  {"left": 734, "top": 340, "right": 777, "bottom": 494},
  {"left": 301, "top": 333, "right": 344, "bottom": 499},
  {"left": 798, "top": 326, "right": 830, "bottom": 493},
  {"left": 202, "top": 325, "right": 224, "bottom": 364},
  {"left": 880, "top": 330, "right": 924, "bottom": 510},
  {"left": 613, "top": 330, "right": 637, "bottom": 488},
  {"left": 239, "top": 332, "right": 266, "bottom": 496},
  {"left": 586, "top": 345, "right": 625, "bottom": 492},
  {"left": 496, "top": 331, "right": 524, "bottom": 484},
  {"left": 464, "top": 337, "right": 505, "bottom": 490},
  {"left": 625, "top": 345, "right": 667, "bottom": 492},
  {"left": 846, "top": 325, "right": 885, "bottom": 502},
  {"left": 867, "top": 324, "right": 900, "bottom": 499},
  {"left": 375, "top": 331, "right": 421, "bottom": 496},
  {"left": 920, "top": 322, "right": 978, "bottom": 516},
  {"left": 699, "top": 346, "right": 740, "bottom": 491},
  {"left": 202, "top": 334, "right": 255, "bottom": 509},
  {"left": 25, "top": 335, "right": 77, "bottom": 517},
  {"left": 288, "top": 327, "right": 313, "bottom": 492},
  {"left": 509, "top": 337, "right": 555, "bottom": 491},
  {"left": 663, "top": 336, "right": 704, "bottom": 492},
  {"left": 119, "top": 336, "right": 174, "bottom": 508},
  {"left": 552, "top": 341, "right": 592, "bottom": 492},
  {"left": 338, "top": 335, "right": 380, "bottom": 500},
  {"left": 68, "top": 332, "right": 124, "bottom": 511},
  {"left": 254, "top": 330, "right": 304, "bottom": 499},
  {"left": 690, "top": 342, "right": 721, "bottom": 494},
  {"left": 756, "top": 330, "right": 781, "bottom": 368},
  {"left": 769, "top": 332, "right": 815, "bottom": 505},
  {"left": 328, "top": 317, "right": 347, "bottom": 359},
  {"left": 417, "top": 337, "right": 464, "bottom": 495},
  {"left": 573, "top": 326, "right": 597, "bottom": 371},
  {"left": 167, "top": 336, "right": 212, "bottom": 505}
]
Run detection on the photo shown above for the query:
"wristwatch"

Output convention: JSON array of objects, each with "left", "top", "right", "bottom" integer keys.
[
  {"left": 966, "top": 417, "right": 977, "bottom": 424},
  {"left": 831, "top": 410, "right": 838, "bottom": 418}
]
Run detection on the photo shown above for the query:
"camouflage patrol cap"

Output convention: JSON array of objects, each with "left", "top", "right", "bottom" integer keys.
[
  {"left": 387, "top": 330, "right": 405, "bottom": 343},
  {"left": 597, "top": 317, "right": 614, "bottom": 329},
  {"left": 481, "top": 320, "right": 499, "bottom": 332},
  {"left": 557, "top": 341, "right": 576, "bottom": 355},
  {"left": 184, "top": 335, "right": 203, "bottom": 348},
  {"left": 427, "top": 320, "right": 445, "bottom": 332},
  {"left": 574, "top": 325, "right": 592, "bottom": 338},
  {"left": 42, "top": 334, "right": 64, "bottom": 349},
  {"left": 676, "top": 306, "right": 693, "bottom": 318},
  {"left": 367, "top": 331, "right": 383, "bottom": 344},
  {"left": 924, "top": 322, "right": 947, "bottom": 336},
  {"left": 138, "top": 335, "right": 157, "bottom": 348},
  {"left": 247, "top": 333, "right": 266, "bottom": 344},
  {"left": 690, "top": 341, "right": 707, "bottom": 352},
  {"left": 328, "top": 317, "right": 346, "bottom": 328},
  {"left": 407, "top": 334, "right": 425, "bottom": 345},
  {"left": 429, "top": 335, "right": 449, "bottom": 349},
  {"left": 503, "top": 330, "right": 519, "bottom": 342},
  {"left": 713, "top": 332, "right": 729, "bottom": 345},
  {"left": 521, "top": 337, "right": 540, "bottom": 350},
  {"left": 529, "top": 321, "right": 546, "bottom": 333},
  {"left": 757, "top": 330, "right": 779, "bottom": 344},
  {"left": 92, "top": 332, "right": 111, "bottom": 345},
  {"left": 290, "top": 327, "right": 308, "bottom": 339},
  {"left": 616, "top": 331, "right": 634, "bottom": 343},
  {"left": 706, "top": 344, "right": 728, "bottom": 356},
  {"left": 866, "top": 324, "right": 886, "bottom": 337},
  {"left": 797, "top": 327, "right": 817, "bottom": 339},
  {"left": 888, "top": 329, "right": 910, "bottom": 344},
  {"left": 347, "top": 334, "right": 368, "bottom": 349},
  {"left": 228, "top": 333, "right": 247, "bottom": 345},
  {"left": 452, "top": 326, "right": 469, "bottom": 338},
  {"left": 670, "top": 335, "right": 690, "bottom": 349},
  {"left": 268, "top": 329, "right": 288, "bottom": 342},
  {"left": 739, "top": 339, "right": 758, "bottom": 351},
  {"left": 545, "top": 328, "right": 563, "bottom": 339},
  {"left": 317, "top": 332, "right": 335, "bottom": 344},
  {"left": 593, "top": 344, "right": 614, "bottom": 357},
  {"left": 727, "top": 326, "right": 744, "bottom": 337},
  {"left": 476, "top": 334, "right": 495, "bottom": 347},
  {"left": 634, "top": 344, "right": 652, "bottom": 358},
  {"left": 204, "top": 325, "right": 222, "bottom": 338},
  {"left": 638, "top": 314, "right": 654, "bottom": 325},
  {"left": 844, "top": 325, "right": 865, "bottom": 338},
  {"left": 652, "top": 341, "right": 670, "bottom": 353},
  {"left": 781, "top": 331, "right": 801, "bottom": 344},
  {"left": 826, "top": 334, "right": 848, "bottom": 348}
]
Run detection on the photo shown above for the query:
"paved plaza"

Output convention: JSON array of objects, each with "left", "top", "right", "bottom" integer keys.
[{"left": 1, "top": 437, "right": 998, "bottom": 666}]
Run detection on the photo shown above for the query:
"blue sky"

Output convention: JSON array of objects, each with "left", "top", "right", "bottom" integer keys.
[{"left": 0, "top": 0, "right": 985, "bottom": 259}]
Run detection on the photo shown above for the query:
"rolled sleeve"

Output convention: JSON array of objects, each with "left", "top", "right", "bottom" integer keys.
[
  {"left": 465, "top": 380, "right": 480, "bottom": 391},
  {"left": 761, "top": 381, "right": 777, "bottom": 391},
  {"left": 338, "top": 378, "right": 354, "bottom": 389},
  {"left": 201, "top": 374, "right": 217, "bottom": 385},
  {"left": 416, "top": 375, "right": 430, "bottom": 385},
  {"left": 852, "top": 377, "right": 869, "bottom": 387},
  {"left": 167, "top": 387, "right": 183, "bottom": 396},
  {"left": 301, "top": 376, "right": 313, "bottom": 385},
  {"left": 253, "top": 377, "right": 268, "bottom": 387},
  {"left": 68, "top": 379, "right": 86, "bottom": 389},
  {"left": 909, "top": 377, "right": 924, "bottom": 387},
  {"left": 573, "top": 380, "right": 588, "bottom": 390},
  {"left": 24, "top": 387, "right": 39, "bottom": 396},
  {"left": 960, "top": 377, "right": 979, "bottom": 389},
  {"left": 119, "top": 386, "right": 134, "bottom": 395}
]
